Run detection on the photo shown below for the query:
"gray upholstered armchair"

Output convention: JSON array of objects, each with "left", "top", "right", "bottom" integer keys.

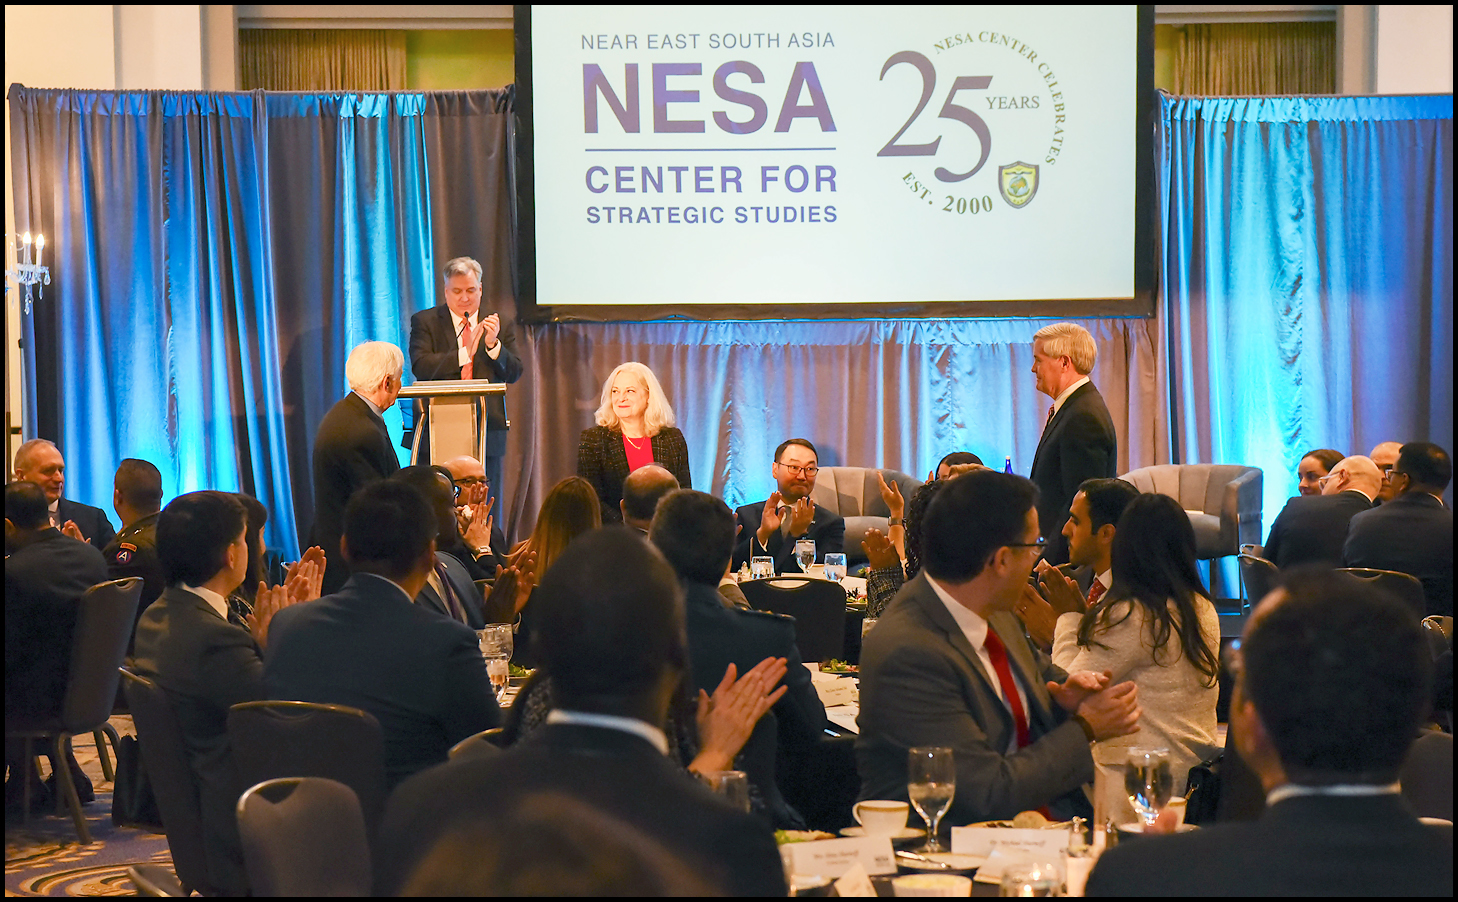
[
  {"left": 809, "top": 467, "right": 923, "bottom": 565},
  {"left": 1119, "top": 464, "right": 1264, "bottom": 560}
]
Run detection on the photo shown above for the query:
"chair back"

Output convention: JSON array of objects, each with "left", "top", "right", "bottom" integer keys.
[
  {"left": 740, "top": 577, "right": 848, "bottom": 662},
  {"left": 1422, "top": 616, "right": 1454, "bottom": 660},
  {"left": 1121, "top": 464, "right": 1263, "bottom": 558},
  {"left": 236, "top": 777, "right": 371, "bottom": 897},
  {"left": 810, "top": 467, "right": 921, "bottom": 564},
  {"left": 1237, "top": 554, "right": 1280, "bottom": 607},
  {"left": 1336, "top": 568, "right": 1426, "bottom": 619},
  {"left": 227, "top": 701, "right": 387, "bottom": 840},
  {"left": 448, "top": 727, "right": 506, "bottom": 762},
  {"left": 61, "top": 578, "right": 143, "bottom": 733},
  {"left": 1399, "top": 730, "right": 1454, "bottom": 822},
  {"left": 121, "top": 667, "right": 218, "bottom": 896}
]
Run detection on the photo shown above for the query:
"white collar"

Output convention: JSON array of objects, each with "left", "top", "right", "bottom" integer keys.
[
  {"left": 1094, "top": 569, "right": 1112, "bottom": 594},
  {"left": 545, "top": 710, "right": 669, "bottom": 755},
  {"left": 353, "top": 390, "right": 386, "bottom": 419},
  {"left": 48, "top": 499, "right": 60, "bottom": 515},
  {"left": 180, "top": 582, "right": 231, "bottom": 621},
  {"left": 449, "top": 307, "right": 479, "bottom": 335},
  {"left": 926, "top": 575, "right": 991, "bottom": 651},
  {"left": 1266, "top": 782, "right": 1400, "bottom": 806},
  {"left": 353, "top": 571, "right": 416, "bottom": 605},
  {"left": 1052, "top": 376, "right": 1091, "bottom": 415}
]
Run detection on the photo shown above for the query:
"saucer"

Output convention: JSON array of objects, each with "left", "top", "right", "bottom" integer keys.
[{"left": 840, "top": 826, "right": 925, "bottom": 840}]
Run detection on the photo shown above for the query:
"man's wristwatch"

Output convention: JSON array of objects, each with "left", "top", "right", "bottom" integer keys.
[{"left": 474, "top": 545, "right": 492, "bottom": 558}]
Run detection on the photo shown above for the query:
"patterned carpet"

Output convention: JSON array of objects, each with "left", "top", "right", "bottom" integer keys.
[{"left": 5, "top": 718, "right": 175, "bottom": 897}]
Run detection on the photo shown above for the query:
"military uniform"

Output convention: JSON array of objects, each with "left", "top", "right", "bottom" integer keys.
[{"left": 104, "top": 511, "right": 166, "bottom": 645}]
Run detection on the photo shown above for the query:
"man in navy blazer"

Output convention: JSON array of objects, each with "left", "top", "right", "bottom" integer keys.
[
  {"left": 266, "top": 481, "right": 499, "bottom": 789},
  {"left": 1263, "top": 455, "right": 1381, "bottom": 569},
  {"left": 1026, "top": 324, "right": 1117, "bottom": 566},
  {"left": 1344, "top": 442, "right": 1453, "bottom": 617},
  {"left": 408, "top": 256, "right": 523, "bottom": 505},
  {"left": 12, "top": 438, "right": 116, "bottom": 548},
  {"left": 733, "top": 438, "right": 845, "bottom": 572}
]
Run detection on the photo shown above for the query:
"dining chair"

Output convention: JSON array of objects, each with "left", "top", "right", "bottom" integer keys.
[
  {"left": 739, "top": 577, "right": 848, "bottom": 663},
  {"left": 5, "top": 577, "right": 142, "bottom": 843},
  {"left": 1336, "top": 568, "right": 1426, "bottom": 619},
  {"left": 126, "top": 863, "right": 187, "bottom": 897},
  {"left": 449, "top": 727, "right": 506, "bottom": 762},
  {"left": 1237, "top": 553, "right": 1279, "bottom": 609},
  {"left": 236, "top": 777, "right": 371, "bottom": 897},
  {"left": 226, "top": 701, "right": 387, "bottom": 843}
]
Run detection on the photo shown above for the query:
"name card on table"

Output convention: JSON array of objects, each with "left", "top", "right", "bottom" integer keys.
[
  {"left": 813, "top": 678, "right": 857, "bottom": 708},
  {"left": 950, "top": 827, "right": 1069, "bottom": 880},
  {"left": 787, "top": 836, "right": 896, "bottom": 878}
]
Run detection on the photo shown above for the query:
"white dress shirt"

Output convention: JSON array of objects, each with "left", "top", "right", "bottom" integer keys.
[
  {"left": 180, "top": 582, "right": 231, "bottom": 620},
  {"left": 927, "top": 575, "right": 1030, "bottom": 754},
  {"left": 450, "top": 308, "right": 503, "bottom": 368},
  {"left": 545, "top": 709, "right": 670, "bottom": 755}
]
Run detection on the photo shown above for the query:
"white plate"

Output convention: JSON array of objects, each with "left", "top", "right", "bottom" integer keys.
[
  {"left": 899, "top": 852, "right": 986, "bottom": 871},
  {"left": 840, "top": 826, "right": 926, "bottom": 840}
]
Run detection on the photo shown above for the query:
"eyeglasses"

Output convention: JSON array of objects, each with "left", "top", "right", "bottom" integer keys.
[
  {"left": 454, "top": 476, "right": 487, "bottom": 486},
  {"left": 777, "top": 463, "right": 819, "bottom": 478},
  {"left": 1385, "top": 469, "right": 1408, "bottom": 484},
  {"left": 1007, "top": 538, "right": 1048, "bottom": 553},
  {"left": 1317, "top": 474, "right": 1336, "bottom": 488}
]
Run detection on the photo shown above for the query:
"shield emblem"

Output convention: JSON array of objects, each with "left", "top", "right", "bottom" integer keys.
[{"left": 998, "top": 162, "right": 1039, "bottom": 209}]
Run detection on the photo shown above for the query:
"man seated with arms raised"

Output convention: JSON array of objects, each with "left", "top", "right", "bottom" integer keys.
[
  {"left": 12, "top": 438, "right": 115, "bottom": 547},
  {"left": 621, "top": 464, "right": 680, "bottom": 533},
  {"left": 857, "top": 470, "right": 1141, "bottom": 825},
  {"left": 1087, "top": 570, "right": 1451, "bottom": 896},
  {"left": 1263, "top": 455, "right": 1381, "bottom": 569},
  {"left": 265, "top": 481, "right": 499, "bottom": 790},
  {"left": 441, "top": 454, "right": 510, "bottom": 572},
  {"left": 375, "top": 528, "right": 787, "bottom": 896},
  {"left": 732, "top": 438, "right": 845, "bottom": 572}
]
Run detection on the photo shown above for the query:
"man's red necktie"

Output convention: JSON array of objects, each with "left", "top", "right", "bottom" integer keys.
[
  {"left": 983, "top": 628, "right": 1032, "bottom": 749},
  {"left": 1087, "top": 579, "right": 1106, "bottom": 607},
  {"left": 459, "top": 319, "right": 477, "bottom": 380}
]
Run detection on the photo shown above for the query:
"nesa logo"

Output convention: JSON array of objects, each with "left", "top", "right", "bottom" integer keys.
[{"left": 583, "top": 63, "right": 836, "bottom": 134}]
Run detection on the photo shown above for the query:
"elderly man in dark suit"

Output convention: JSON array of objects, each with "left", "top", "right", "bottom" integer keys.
[
  {"left": 1345, "top": 442, "right": 1453, "bottom": 616},
  {"left": 1027, "top": 323, "right": 1118, "bottom": 566},
  {"left": 374, "top": 527, "right": 787, "bottom": 896},
  {"left": 312, "top": 341, "right": 405, "bottom": 594},
  {"left": 856, "top": 470, "right": 1141, "bottom": 826},
  {"left": 1263, "top": 454, "right": 1381, "bottom": 569},
  {"left": 732, "top": 438, "right": 845, "bottom": 573},
  {"left": 11, "top": 438, "right": 116, "bottom": 548},
  {"left": 132, "top": 490, "right": 306, "bottom": 896},
  {"left": 1087, "top": 570, "right": 1451, "bottom": 897},
  {"left": 408, "top": 256, "right": 523, "bottom": 506},
  {"left": 5, "top": 481, "right": 111, "bottom": 811},
  {"left": 266, "top": 481, "right": 499, "bottom": 790}
]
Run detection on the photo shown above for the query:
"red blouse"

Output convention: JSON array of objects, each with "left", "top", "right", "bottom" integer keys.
[{"left": 623, "top": 433, "right": 655, "bottom": 474}]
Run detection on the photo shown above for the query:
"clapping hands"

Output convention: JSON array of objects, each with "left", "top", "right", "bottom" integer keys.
[{"left": 692, "top": 657, "right": 789, "bottom": 774}]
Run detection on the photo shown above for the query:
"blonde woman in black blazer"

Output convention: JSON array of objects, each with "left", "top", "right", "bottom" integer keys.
[{"left": 577, "top": 362, "right": 691, "bottom": 523}]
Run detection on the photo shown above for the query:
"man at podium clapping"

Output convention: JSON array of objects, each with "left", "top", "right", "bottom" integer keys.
[{"left": 408, "top": 256, "right": 523, "bottom": 504}]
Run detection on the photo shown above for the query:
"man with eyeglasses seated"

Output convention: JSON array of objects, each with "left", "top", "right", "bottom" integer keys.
[
  {"left": 1369, "top": 441, "right": 1403, "bottom": 503},
  {"left": 1344, "top": 442, "right": 1453, "bottom": 617},
  {"left": 731, "top": 438, "right": 845, "bottom": 573},
  {"left": 1261, "top": 455, "right": 1382, "bottom": 570},
  {"left": 441, "top": 455, "right": 510, "bottom": 574}
]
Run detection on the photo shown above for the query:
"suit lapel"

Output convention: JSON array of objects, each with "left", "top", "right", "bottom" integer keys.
[
  {"left": 906, "top": 575, "right": 1013, "bottom": 734},
  {"left": 989, "top": 612, "right": 1056, "bottom": 730},
  {"left": 606, "top": 429, "right": 630, "bottom": 475}
]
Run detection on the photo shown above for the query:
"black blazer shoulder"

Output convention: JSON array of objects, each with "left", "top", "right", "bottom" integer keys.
[
  {"left": 57, "top": 497, "right": 117, "bottom": 548},
  {"left": 577, "top": 424, "right": 693, "bottom": 522}
]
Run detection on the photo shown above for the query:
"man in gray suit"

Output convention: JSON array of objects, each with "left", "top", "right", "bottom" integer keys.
[{"left": 856, "top": 470, "right": 1142, "bottom": 826}]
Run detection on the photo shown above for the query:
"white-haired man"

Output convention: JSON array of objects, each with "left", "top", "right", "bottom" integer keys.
[
  {"left": 312, "top": 341, "right": 405, "bottom": 593},
  {"left": 11, "top": 438, "right": 116, "bottom": 548},
  {"left": 408, "top": 257, "right": 523, "bottom": 506},
  {"left": 1027, "top": 323, "right": 1117, "bottom": 565}
]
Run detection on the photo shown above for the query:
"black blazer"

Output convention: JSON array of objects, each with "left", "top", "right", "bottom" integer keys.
[
  {"left": 408, "top": 304, "right": 523, "bottom": 458},
  {"left": 104, "top": 511, "right": 166, "bottom": 644},
  {"left": 731, "top": 499, "right": 846, "bottom": 572},
  {"left": 1028, "top": 381, "right": 1117, "bottom": 565},
  {"left": 577, "top": 424, "right": 692, "bottom": 523},
  {"left": 132, "top": 585, "right": 268, "bottom": 896},
  {"left": 374, "top": 722, "right": 788, "bottom": 896},
  {"left": 310, "top": 391, "right": 402, "bottom": 594},
  {"left": 1344, "top": 492, "right": 1453, "bottom": 617},
  {"left": 4, "top": 529, "right": 110, "bottom": 717},
  {"left": 263, "top": 573, "right": 499, "bottom": 790},
  {"left": 416, "top": 550, "right": 487, "bottom": 629},
  {"left": 1263, "top": 490, "right": 1372, "bottom": 569},
  {"left": 56, "top": 496, "right": 117, "bottom": 549},
  {"left": 1086, "top": 793, "right": 1453, "bottom": 897}
]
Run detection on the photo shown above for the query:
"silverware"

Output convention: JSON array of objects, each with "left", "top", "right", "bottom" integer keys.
[{"left": 895, "top": 850, "right": 951, "bottom": 869}]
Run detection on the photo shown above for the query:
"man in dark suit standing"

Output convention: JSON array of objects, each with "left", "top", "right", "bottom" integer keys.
[
  {"left": 312, "top": 341, "right": 405, "bottom": 594},
  {"left": 11, "top": 438, "right": 116, "bottom": 548},
  {"left": 267, "top": 481, "right": 499, "bottom": 789},
  {"left": 1263, "top": 455, "right": 1381, "bottom": 569},
  {"left": 651, "top": 489, "right": 825, "bottom": 828},
  {"left": 104, "top": 458, "right": 168, "bottom": 635},
  {"left": 408, "top": 256, "right": 523, "bottom": 506},
  {"left": 1087, "top": 570, "right": 1450, "bottom": 897},
  {"left": 5, "top": 481, "right": 111, "bottom": 810},
  {"left": 856, "top": 470, "right": 1142, "bottom": 826},
  {"left": 1027, "top": 323, "right": 1117, "bottom": 566},
  {"left": 374, "top": 528, "right": 787, "bottom": 896},
  {"left": 732, "top": 438, "right": 845, "bottom": 572},
  {"left": 1344, "top": 442, "right": 1453, "bottom": 616}
]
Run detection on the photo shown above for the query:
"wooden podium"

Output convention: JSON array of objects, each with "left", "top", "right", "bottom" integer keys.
[{"left": 398, "top": 380, "right": 508, "bottom": 466}]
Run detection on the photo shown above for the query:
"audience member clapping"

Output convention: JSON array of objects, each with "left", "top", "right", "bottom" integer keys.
[{"left": 508, "top": 475, "right": 601, "bottom": 666}]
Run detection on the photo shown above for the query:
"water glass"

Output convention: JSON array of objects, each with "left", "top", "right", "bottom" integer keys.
[
  {"left": 1123, "top": 747, "right": 1173, "bottom": 828},
  {"left": 477, "top": 625, "right": 513, "bottom": 703},
  {"left": 794, "top": 539, "right": 816, "bottom": 573},
  {"left": 908, "top": 747, "right": 956, "bottom": 853},
  {"left": 701, "top": 770, "right": 750, "bottom": 813},
  {"left": 824, "top": 552, "right": 847, "bottom": 582},
  {"left": 999, "top": 860, "right": 1064, "bottom": 897},
  {"left": 861, "top": 617, "right": 879, "bottom": 639},
  {"left": 750, "top": 556, "right": 775, "bottom": 580}
]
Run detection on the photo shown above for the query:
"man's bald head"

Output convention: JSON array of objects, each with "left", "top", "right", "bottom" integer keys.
[
  {"left": 1369, "top": 442, "right": 1403, "bottom": 502},
  {"left": 621, "top": 465, "right": 680, "bottom": 531},
  {"left": 1321, "top": 455, "right": 1382, "bottom": 501}
]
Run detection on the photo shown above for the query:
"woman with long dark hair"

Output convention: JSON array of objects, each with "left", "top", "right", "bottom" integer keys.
[{"left": 1052, "top": 492, "right": 1221, "bottom": 793}]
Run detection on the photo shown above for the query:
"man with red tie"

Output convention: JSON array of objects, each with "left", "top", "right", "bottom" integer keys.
[
  {"left": 1027, "top": 323, "right": 1118, "bottom": 566},
  {"left": 408, "top": 257, "right": 523, "bottom": 508},
  {"left": 855, "top": 469, "right": 1142, "bottom": 827}
]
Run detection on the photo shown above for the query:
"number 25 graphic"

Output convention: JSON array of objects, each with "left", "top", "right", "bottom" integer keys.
[{"left": 878, "top": 50, "right": 992, "bottom": 183}]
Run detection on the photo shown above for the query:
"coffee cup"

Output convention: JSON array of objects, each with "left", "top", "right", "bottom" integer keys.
[{"left": 853, "top": 799, "right": 909, "bottom": 836}]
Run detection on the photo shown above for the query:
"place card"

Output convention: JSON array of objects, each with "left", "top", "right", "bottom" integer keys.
[
  {"left": 814, "top": 679, "right": 857, "bottom": 707},
  {"left": 950, "top": 827, "right": 1069, "bottom": 879},
  {"left": 787, "top": 835, "right": 896, "bottom": 878},
  {"left": 833, "top": 861, "right": 878, "bottom": 897}
]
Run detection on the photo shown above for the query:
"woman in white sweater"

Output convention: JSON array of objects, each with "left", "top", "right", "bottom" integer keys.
[{"left": 1051, "top": 493, "right": 1222, "bottom": 795}]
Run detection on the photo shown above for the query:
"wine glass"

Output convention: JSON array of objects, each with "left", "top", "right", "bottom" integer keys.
[
  {"left": 824, "top": 552, "right": 847, "bottom": 583},
  {"left": 794, "top": 539, "right": 816, "bottom": 573},
  {"left": 1123, "top": 747, "right": 1173, "bottom": 828},
  {"left": 476, "top": 624, "right": 514, "bottom": 703},
  {"left": 750, "top": 556, "right": 775, "bottom": 580},
  {"left": 908, "top": 746, "right": 956, "bottom": 853}
]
